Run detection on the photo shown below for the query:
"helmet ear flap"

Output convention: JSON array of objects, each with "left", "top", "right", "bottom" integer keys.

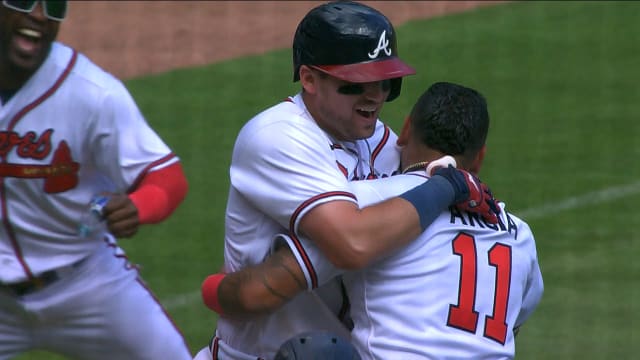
[{"left": 386, "top": 78, "right": 403, "bottom": 102}]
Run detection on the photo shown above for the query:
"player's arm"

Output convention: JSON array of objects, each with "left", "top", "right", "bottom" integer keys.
[
  {"left": 200, "top": 179, "right": 461, "bottom": 317},
  {"left": 202, "top": 245, "right": 305, "bottom": 319},
  {"left": 299, "top": 166, "right": 497, "bottom": 269},
  {"left": 94, "top": 81, "right": 189, "bottom": 238},
  {"left": 102, "top": 162, "right": 188, "bottom": 238},
  {"left": 201, "top": 172, "right": 497, "bottom": 317},
  {"left": 300, "top": 197, "right": 422, "bottom": 269}
]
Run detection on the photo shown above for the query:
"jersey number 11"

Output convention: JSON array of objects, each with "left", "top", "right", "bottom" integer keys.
[{"left": 447, "top": 232, "right": 512, "bottom": 345}]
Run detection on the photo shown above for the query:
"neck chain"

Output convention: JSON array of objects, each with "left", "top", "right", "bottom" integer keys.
[{"left": 402, "top": 161, "right": 430, "bottom": 174}]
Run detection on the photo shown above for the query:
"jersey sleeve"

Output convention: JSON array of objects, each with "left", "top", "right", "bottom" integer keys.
[
  {"left": 230, "top": 112, "right": 355, "bottom": 232},
  {"left": 274, "top": 175, "right": 426, "bottom": 289},
  {"left": 89, "top": 81, "right": 177, "bottom": 191}
]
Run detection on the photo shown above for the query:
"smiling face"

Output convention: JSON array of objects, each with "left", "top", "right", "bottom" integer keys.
[
  {"left": 0, "top": 1, "right": 61, "bottom": 88},
  {"left": 300, "top": 66, "right": 391, "bottom": 141}
]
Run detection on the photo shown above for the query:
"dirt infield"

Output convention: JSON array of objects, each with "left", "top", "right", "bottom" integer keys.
[{"left": 57, "top": 1, "right": 504, "bottom": 80}]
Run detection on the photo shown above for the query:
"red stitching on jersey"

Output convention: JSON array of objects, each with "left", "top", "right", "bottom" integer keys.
[
  {"left": 127, "top": 152, "right": 177, "bottom": 193},
  {"left": 288, "top": 232, "right": 318, "bottom": 288},
  {"left": 289, "top": 191, "right": 356, "bottom": 231},
  {"left": 369, "top": 124, "right": 390, "bottom": 170},
  {"left": 336, "top": 161, "right": 348, "bottom": 178},
  {"left": 7, "top": 50, "right": 78, "bottom": 131},
  {"left": 211, "top": 337, "right": 219, "bottom": 360},
  {"left": 288, "top": 191, "right": 357, "bottom": 288}
]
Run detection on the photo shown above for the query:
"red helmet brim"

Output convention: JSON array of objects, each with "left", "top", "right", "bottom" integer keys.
[{"left": 313, "top": 58, "right": 416, "bottom": 83}]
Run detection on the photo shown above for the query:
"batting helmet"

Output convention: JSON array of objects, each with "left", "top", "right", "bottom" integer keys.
[
  {"left": 274, "top": 331, "right": 361, "bottom": 360},
  {"left": 292, "top": 1, "right": 415, "bottom": 101}
]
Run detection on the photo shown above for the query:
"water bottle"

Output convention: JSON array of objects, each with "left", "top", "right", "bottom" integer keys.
[{"left": 78, "top": 195, "right": 110, "bottom": 238}]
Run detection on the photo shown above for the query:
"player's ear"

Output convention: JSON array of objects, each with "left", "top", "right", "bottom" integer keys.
[
  {"left": 299, "top": 65, "right": 318, "bottom": 95},
  {"left": 469, "top": 145, "right": 486, "bottom": 174},
  {"left": 396, "top": 116, "right": 411, "bottom": 146}
]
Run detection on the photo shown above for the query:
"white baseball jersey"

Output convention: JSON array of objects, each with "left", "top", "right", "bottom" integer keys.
[
  {"left": 215, "top": 93, "right": 400, "bottom": 359},
  {"left": 283, "top": 172, "right": 544, "bottom": 359},
  {"left": 0, "top": 42, "right": 191, "bottom": 359}
]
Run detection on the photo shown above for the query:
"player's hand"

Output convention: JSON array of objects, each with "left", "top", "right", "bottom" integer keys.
[
  {"left": 433, "top": 165, "right": 501, "bottom": 224},
  {"left": 102, "top": 193, "right": 140, "bottom": 238}
]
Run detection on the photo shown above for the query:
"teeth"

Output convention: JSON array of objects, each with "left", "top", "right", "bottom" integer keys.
[{"left": 18, "top": 28, "right": 42, "bottom": 38}]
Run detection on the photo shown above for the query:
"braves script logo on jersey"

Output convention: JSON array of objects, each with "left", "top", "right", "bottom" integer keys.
[
  {"left": 0, "top": 129, "right": 79, "bottom": 193},
  {"left": 368, "top": 30, "right": 392, "bottom": 59}
]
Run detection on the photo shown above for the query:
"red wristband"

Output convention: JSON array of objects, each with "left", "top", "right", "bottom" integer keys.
[
  {"left": 201, "top": 273, "right": 227, "bottom": 315},
  {"left": 128, "top": 162, "right": 188, "bottom": 224}
]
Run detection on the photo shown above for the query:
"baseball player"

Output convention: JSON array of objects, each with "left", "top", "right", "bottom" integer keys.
[
  {"left": 196, "top": 2, "right": 500, "bottom": 359},
  {"left": 0, "top": 1, "right": 192, "bottom": 359},
  {"left": 202, "top": 82, "right": 544, "bottom": 359}
]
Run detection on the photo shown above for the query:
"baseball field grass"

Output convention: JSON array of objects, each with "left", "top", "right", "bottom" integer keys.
[{"left": 16, "top": 1, "right": 639, "bottom": 359}]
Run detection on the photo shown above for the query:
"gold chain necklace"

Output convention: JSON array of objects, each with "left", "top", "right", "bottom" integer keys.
[{"left": 402, "top": 161, "right": 430, "bottom": 174}]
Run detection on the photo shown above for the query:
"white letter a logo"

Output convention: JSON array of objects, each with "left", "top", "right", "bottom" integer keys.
[{"left": 368, "top": 30, "right": 392, "bottom": 59}]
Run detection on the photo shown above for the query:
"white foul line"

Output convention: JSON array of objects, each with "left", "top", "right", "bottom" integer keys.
[
  {"left": 515, "top": 180, "right": 640, "bottom": 220},
  {"left": 163, "top": 290, "right": 201, "bottom": 310},
  {"left": 162, "top": 180, "right": 640, "bottom": 310}
]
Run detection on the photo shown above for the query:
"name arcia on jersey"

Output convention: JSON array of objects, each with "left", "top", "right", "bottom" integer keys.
[{"left": 448, "top": 206, "right": 518, "bottom": 240}]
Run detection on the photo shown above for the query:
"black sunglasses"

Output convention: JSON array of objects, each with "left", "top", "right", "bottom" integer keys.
[
  {"left": 309, "top": 66, "right": 392, "bottom": 96},
  {"left": 337, "top": 79, "right": 392, "bottom": 96},
  {"left": 2, "top": 0, "right": 67, "bottom": 21}
]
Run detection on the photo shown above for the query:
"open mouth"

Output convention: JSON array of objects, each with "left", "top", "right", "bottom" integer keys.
[
  {"left": 356, "top": 106, "right": 377, "bottom": 119},
  {"left": 13, "top": 28, "right": 44, "bottom": 55}
]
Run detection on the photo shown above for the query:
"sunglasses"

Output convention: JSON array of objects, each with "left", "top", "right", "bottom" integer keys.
[
  {"left": 2, "top": 0, "right": 67, "bottom": 21},
  {"left": 337, "top": 80, "right": 391, "bottom": 95},
  {"left": 309, "top": 66, "right": 392, "bottom": 96}
]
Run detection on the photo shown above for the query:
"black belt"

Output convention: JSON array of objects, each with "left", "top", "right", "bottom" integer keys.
[
  {"left": 1, "top": 270, "right": 59, "bottom": 296},
  {"left": 0, "top": 258, "right": 85, "bottom": 296}
]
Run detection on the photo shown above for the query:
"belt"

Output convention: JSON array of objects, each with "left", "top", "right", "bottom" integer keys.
[
  {"left": 1, "top": 270, "right": 59, "bottom": 296},
  {"left": 0, "top": 258, "right": 85, "bottom": 296}
]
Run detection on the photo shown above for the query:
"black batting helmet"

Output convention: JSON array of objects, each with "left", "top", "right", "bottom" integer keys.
[
  {"left": 274, "top": 331, "right": 361, "bottom": 360},
  {"left": 292, "top": 1, "right": 415, "bottom": 101}
]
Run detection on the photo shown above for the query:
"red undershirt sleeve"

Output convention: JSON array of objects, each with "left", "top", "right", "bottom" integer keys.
[{"left": 128, "top": 162, "right": 188, "bottom": 224}]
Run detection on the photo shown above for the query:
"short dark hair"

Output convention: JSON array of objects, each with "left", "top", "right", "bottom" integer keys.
[{"left": 409, "top": 82, "right": 489, "bottom": 165}]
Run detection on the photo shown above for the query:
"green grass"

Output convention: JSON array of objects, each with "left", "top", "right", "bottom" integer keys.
[{"left": 15, "top": 1, "right": 639, "bottom": 359}]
